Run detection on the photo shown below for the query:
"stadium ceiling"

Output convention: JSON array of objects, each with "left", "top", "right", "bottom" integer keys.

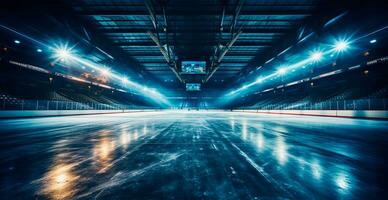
[
  {"left": 67, "top": 0, "right": 340, "bottom": 85},
  {"left": 1, "top": 0, "right": 351, "bottom": 89}
]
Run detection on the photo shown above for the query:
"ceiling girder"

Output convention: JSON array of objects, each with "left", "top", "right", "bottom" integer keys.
[
  {"left": 206, "top": 30, "right": 242, "bottom": 82},
  {"left": 148, "top": 31, "right": 183, "bottom": 82},
  {"left": 145, "top": 0, "right": 183, "bottom": 83},
  {"left": 205, "top": 0, "right": 245, "bottom": 83},
  {"left": 77, "top": 10, "right": 312, "bottom": 16},
  {"left": 115, "top": 41, "right": 271, "bottom": 47},
  {"left": 101, "top": 28, "right": 289, "bottom": 34}
]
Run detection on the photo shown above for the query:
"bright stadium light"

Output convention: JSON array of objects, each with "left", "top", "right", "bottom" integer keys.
[
  {"left": 369, "top": 39, "right": 377, "bottom": 44},
  {"left": 121, "top": 76, "right": 128, "bottom": 84},
  {"left": 55, "top": 48, "right": 72, "bottom": 61},
  {"left": 277, "top": 68, "right": 287, "bottom": 75},
  {"left": 310, "top": 51, "right": 323, "bottom": 61},
  {"left": 100, "top": 68, "right": 110, "bottom": 77},
  {"left": 36, "top": 48, "right": 42, "bottom": 53},
  {"left": 14, "top": 40, "right": 21, "bottom": 44},
  {"left": 334, "top": 41, "right": 349, "bottom": 52}
]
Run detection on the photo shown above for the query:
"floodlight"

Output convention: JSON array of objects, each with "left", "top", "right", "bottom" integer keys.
[
  {"left": 277, "top": 68, "right": 287, "bottom": 75},
  {"left": 55, "top": 48, "right": 72, "bottom": 61},
  {"left": 36, "top": 48, "right": 42, "bottom": 52},
  {"left": 369, "top": 39, "right": 377, "bottom": 44},
  {"left": 100, "top": 68, "right": 110, "bottom": 76},
  {"left": 14, "top": 40, "right": 20, "bottom": 44},
  {"left": 334, "top": 41, "right": 348, "bottom": 52},
  {"left": 310, "top": 51, "right": 323, "bottom": 61},
  {"left": 121, "top": 77, "right": 128, "bottom": 84}
]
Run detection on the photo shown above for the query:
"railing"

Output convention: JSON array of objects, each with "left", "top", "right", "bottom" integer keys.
[
  {"left": 244, "top": 98, "right": 387, "bottom": 110},
  {"left": 0, "top": 99, "right": 151, "bottom": 111}
]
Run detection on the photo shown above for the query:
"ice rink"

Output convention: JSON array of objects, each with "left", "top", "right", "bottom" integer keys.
[{"left": 0, "top": 111, "right": 387, "bottom": 199}]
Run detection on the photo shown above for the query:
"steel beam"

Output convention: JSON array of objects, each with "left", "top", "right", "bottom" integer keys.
[
  {"left": 205, "top": 30, "right": 242, "bottom": 82},
  {"left": 145, "top": 0, "right": 158, "bottom": 31},
  {"left": 218, "top": 31, "right": 243, "bottom": 63},
  {"left": 230, "top": 0, "right": 245, "bottom": 37},
  {"left": 145, "top": 1, "right": 183, "bottom": 83},
  {"left": 115, "top": 41, "right": 271, "bottom": 47},
  {"left": 147, "top": 33, "right": 182, "bottom": 82},
  {"left": 101, "top": 28, "right": 289, "bottom": 34},
  {"left": 76, "top": 10, "right": 312, "bottom": 16},
  {"left": 148, "top": 31, "right": 171, "bottom": 62},
  {"left": 206, "top": 0, "right": 245, "bottom": 83}
]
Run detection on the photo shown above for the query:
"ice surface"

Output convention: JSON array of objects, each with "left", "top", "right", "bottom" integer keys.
[{"left": 0, "top": 111, "right": 387, "bottom": 199}]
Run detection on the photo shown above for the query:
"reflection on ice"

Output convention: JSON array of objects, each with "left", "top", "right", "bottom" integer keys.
[
  {"left": 310, "top": 160, "right": 322, "bottom": 180},
  {"left": 143, "top": 125, "right": 148, "bottom": 135},
  {"left": 275, "top": 135, "right": 287, "bottom": 165},
  {"left": 134, "top": 130, "right": 139, "bottom": 140},
  {"left": 256, "top": 132, "right": 265, "bottom": 151},
  {"left": 230, "top": 118, "right": 235, "bottom": 130},
  {"left": 242, "top": 120, "right": 247, "bottom": 140},
  {"left": 335, "top": 170, "right": 352, "bottom": 193},
  {"left": 336, "top": 174, "right": 349, "bottom": 189},
  {"left": 120, "top": 130, "right": 131, "bottom": 149},
  {"left": 93, "top": 131, "right": 115, "bottom": 173},
  {"left": 41, "top": 154, "right": 79, "bottom": 200}
]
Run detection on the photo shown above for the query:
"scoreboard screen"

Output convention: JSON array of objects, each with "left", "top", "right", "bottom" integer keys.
[
  {"left": 181, "top": 61, "right": 206, "bottom": 74},
  {"left": 186, "top": 83, "right": 201, "bottom": 91}
]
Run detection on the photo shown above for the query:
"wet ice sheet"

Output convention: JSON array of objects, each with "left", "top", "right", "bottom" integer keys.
[{"left": 0, "top": 111, "right": 387, "bottom": 199}]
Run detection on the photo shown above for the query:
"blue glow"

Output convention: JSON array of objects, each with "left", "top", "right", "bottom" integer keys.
[
  {"left": 36, "top": 48, "right": 43, "bottom": 52},
  {"left": 121, "top": 77, "right": 129, "bottom": 84},
  {"left": 310, "top": 51, "right": 323, "bottom": 61},
  {"left": 54, "top": 45, "right": 74, "bottom": 61},
  {"left": 277, "top": 68, "right": 287, "bottom": 75},
  {"left": 334, "top": 40, "right": 349, "bottom": 52},
  {"left": 369, "top": 39, "right": 377, "bottom": 43},
  {"left": 49, "top": 42, "right": 170, "bottom": 106},
  {"left": 14, "top": 40, "right": 20, "bottom": 44},
  {"left": 100, "top": 68, "right": 111, "bottom": 77},
  {"left": 0, "top": 23, "right": 172, "bottom": 106},
  {"left": 225, "top": 37, "right": 358, "bottom": 98}
]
